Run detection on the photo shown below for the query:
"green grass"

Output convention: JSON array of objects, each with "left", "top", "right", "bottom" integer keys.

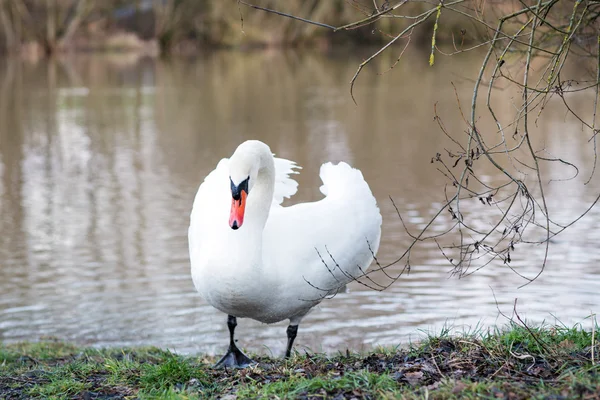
[{"left": 1, "top": 323, "right": 598, "bottom": 399}]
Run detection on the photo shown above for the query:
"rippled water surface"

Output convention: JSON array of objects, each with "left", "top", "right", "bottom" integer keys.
[{"left": 0, "top": 51, "right": 598, "bottom": 355}]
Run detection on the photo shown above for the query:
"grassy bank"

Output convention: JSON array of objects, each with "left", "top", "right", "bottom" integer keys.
[{"left": 1, "top": 323, "right": 598, "bottom": 399}]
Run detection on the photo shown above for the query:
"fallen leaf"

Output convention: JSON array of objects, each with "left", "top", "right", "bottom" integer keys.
[
  {"left": 427, "top": 381, "right": 442, "bottom": 390},
  {"left": 404, "top": 371, "right": 424, "bottom": 386},
  {"left": 559, "top": 339, "right": 574, "bottom": 349},
  {"left": 452, "top": 382, "right": 468, "bottom": 393}
]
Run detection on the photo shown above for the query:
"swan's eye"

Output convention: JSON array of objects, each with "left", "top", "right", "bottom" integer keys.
[{"left": 230, "top": 176, "right": 250, "bottom": 200}]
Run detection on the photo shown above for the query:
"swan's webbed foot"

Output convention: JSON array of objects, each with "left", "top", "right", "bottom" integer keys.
[
  {"left": 214, "top": 345, "right": 256, "bottom": 369},
  {"left": 214, "top": 315, "right": 256, "bottom": 369}
]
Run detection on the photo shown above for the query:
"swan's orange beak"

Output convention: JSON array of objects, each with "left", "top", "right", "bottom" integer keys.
[{"left": 229, "top": 190, "right": 247, "bottom": 230}]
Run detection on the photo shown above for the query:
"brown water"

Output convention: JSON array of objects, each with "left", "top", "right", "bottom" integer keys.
[{"left": 0, "top": 50, "right": 598, "bottom": 356}]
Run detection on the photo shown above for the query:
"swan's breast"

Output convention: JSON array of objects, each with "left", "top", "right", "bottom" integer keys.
[
  {"left": 191, "top": 256, "right": 316, "bottom": 323},
  {"left": 191, "top": 254, "right": 273, "bottom": 317}
]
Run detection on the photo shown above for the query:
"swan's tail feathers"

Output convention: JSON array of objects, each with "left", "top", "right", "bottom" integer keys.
[
  {"left": 318, "top": 162, "right": 382, "bottom": 261},
  {"left": 319, "top": 162, "right": 375, "bottom": 201},
  {"left": 273, "top": 157, "right": 301, "bottom": 205}
]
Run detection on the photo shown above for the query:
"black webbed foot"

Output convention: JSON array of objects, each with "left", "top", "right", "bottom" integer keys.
[
  {"left": 214, "top": 315, "right": 256, "bottom": 368},
  {"left": 214, "top": 345, "right": 256, "bottom": 369}
]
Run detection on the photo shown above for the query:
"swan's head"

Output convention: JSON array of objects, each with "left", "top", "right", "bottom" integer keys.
[{"left": 228, "top": 140, "right": 271, "bottom": 230}]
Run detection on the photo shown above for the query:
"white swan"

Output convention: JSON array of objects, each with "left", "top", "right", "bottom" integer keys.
[{"left": 189, "top": 140, "right": 382, "bottom": 367}]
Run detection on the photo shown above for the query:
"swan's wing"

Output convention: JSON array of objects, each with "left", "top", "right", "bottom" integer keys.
[
  {"left": 188, "top": 158, "right": 230, "bottom": 258},
  {"left": 264, "top": 162, "right": 382, "bottom": 301},
  {"left": 272, "top": 157, "right": 301, "bottom": 205}
]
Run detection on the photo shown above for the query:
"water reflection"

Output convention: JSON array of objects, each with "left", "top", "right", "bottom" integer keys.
[{"left": 0, "top": 51, "right": 598, "bottom": 355}]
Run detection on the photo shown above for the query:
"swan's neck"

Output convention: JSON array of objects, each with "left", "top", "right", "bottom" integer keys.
[
  {"left": 226, "top": 142, "right": 275, "bottom": 267},
  {"left": 244, "top": 161, "right": 275, "bottom": 232}
]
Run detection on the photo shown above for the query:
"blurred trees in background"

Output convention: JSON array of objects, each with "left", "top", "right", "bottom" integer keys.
[
  {"left": 0, "top": 0, "right": 203, "bottom": 54},
  {"left": 0, "top": 0, "right": 478, "bottom": 55}
]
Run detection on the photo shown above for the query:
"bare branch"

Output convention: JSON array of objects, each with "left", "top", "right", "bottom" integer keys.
[{"left": 243, "top": 0, "right": 600, "bottom": 290}]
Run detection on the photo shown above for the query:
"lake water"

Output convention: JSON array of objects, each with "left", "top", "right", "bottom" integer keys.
[{"left": 0, "top": 50, "right": 598, "bottom": 356}]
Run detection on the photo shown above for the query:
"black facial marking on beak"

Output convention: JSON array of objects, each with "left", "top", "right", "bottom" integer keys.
[
  {"left": 230, "top": 176, "right": 250, "bottom": 200},
  {"left": 231, "top": 221, "right": 239, "bottom": 230}
]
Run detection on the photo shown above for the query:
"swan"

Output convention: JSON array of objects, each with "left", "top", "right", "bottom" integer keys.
[{"left": 189, "top": 140, "right": 382, "bottom": 368}]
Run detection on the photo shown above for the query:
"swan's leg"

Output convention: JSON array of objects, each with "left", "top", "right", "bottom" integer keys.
[
  {"left": 214, "top": 315, "right": 255, "bottom": 368},
  {"left": 285, "top": 324, "right": 298, "bottom": 358}
]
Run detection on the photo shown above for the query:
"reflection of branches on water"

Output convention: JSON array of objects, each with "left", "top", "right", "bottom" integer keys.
[{"left": 244, "top": 0, "right": 600, "bottom": 290}]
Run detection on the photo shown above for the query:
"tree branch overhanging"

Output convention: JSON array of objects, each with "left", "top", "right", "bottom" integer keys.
[{"left": 241, "top": 0, "right": 600, "bottom": 291}]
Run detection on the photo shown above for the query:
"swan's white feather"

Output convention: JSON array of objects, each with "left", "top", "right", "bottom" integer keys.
[
  {"left": 189, "top": 145, "right": 381, "bottom": 326},
  {"left": 261, "top": 162, "right": 382, "bottom": 319},
  {"left": 272, "top": 157, "right": 301, "bottom": 205}
]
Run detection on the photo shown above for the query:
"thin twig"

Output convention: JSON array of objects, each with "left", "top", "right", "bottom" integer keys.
[
  {"left": 513, "top": 299, "right": 550, "bottom": 354},
  {"left": 592, "top": 312, "right": 596, "bottom": 366},
  {"left": 238, "top": 1, "right": 336, "bottom": 30}
]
